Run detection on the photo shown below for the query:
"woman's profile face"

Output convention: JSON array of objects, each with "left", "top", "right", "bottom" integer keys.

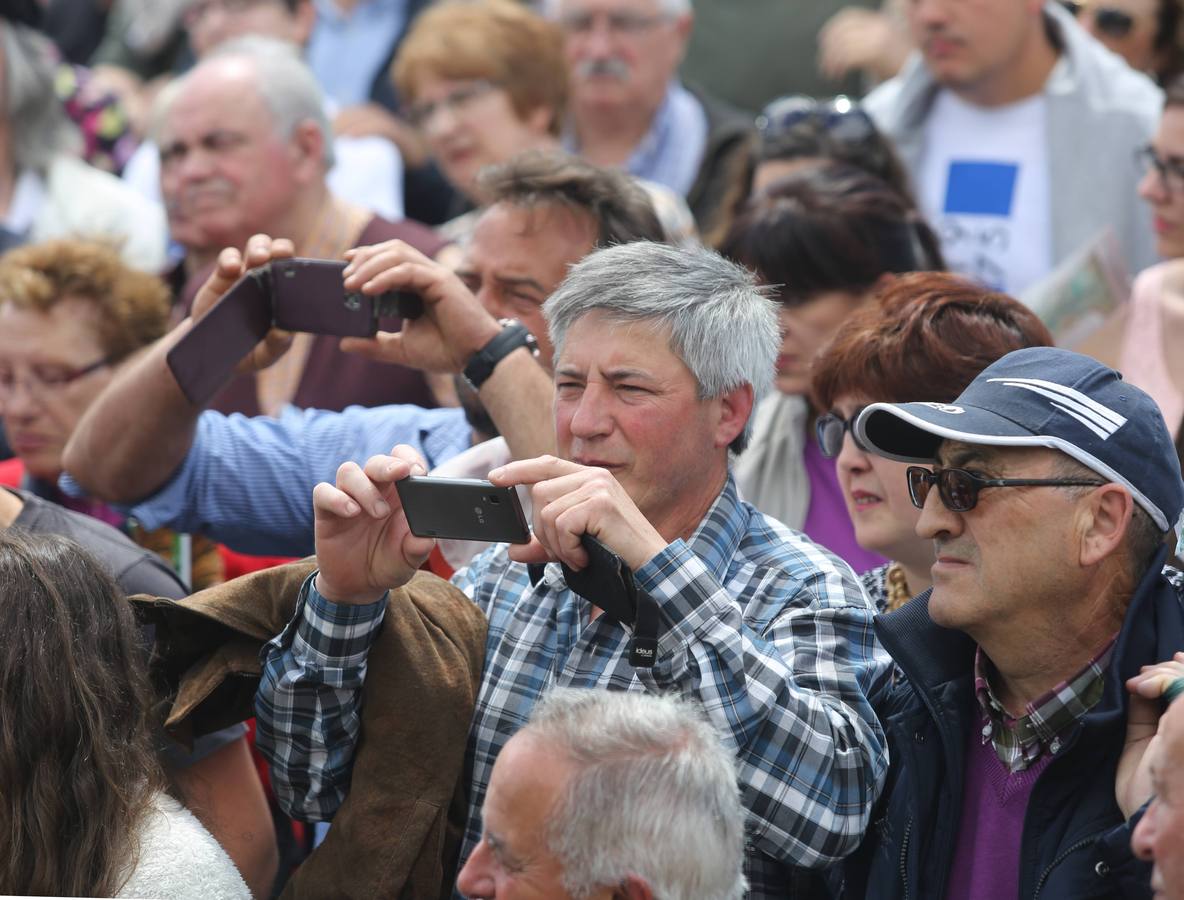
[
  {"left": 0, "top": 299, "right": 113, "bottom": 481},
  {"left": 830, "top": 393, "right": 928, "bottom": 565}
]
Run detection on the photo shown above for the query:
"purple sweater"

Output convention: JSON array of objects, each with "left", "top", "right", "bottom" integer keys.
[{"left": 944, "top": 720, "right": 1056, "bottom": 899}]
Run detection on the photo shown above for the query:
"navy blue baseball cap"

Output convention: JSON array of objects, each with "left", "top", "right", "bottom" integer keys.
[{"left": 854, "top": 347, "right": 1184, "bottom": 534}]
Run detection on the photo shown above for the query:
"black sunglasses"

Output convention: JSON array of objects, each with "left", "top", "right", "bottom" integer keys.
[
  {"left": 906, "top": 466, "right": 1107, "bottom": 512},
  {"left": 816, "top": 407, "right": 869, "bottom": 458},
  {"left": 756, "top": 95, "right": 876, "bottom": 145},
  {"left": 1060, "top": 1, "right": 1135, "bottom": 37}
]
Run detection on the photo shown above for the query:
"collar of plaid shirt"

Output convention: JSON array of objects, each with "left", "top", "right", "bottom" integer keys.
[{"left": 973, "top": 636, "right": 1117, "bottom": 773}]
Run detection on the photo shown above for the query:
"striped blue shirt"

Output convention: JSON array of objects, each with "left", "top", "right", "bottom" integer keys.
[
  {"left": 256, "top": 475, "right": 891, "bottom": 897},
  {"left": 59, "top": 404, "right": 470, "bottom": 557}
]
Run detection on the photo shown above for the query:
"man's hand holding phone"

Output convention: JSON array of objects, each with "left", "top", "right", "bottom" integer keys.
[
  {"left": 339, "top": 239, "right": 501, "bottom": 374},
  {"left": 488, "top": 456, "right": 668, "bottom": 573},
  {"left": 190, "top": 233, "right": 297, "bottom": 375},
  {"left": 312, "top": 445, "right": 436, "bottom": 606}
]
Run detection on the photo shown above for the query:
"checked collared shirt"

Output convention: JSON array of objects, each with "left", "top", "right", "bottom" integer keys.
[
  {"left": 973, "top": 639, "right": 1116, "bottom": 773},
  {"left": 256, "top": 475, "right": 892, "bottom": 898}
]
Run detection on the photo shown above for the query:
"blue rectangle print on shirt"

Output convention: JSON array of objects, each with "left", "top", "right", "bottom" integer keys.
[{"left": 944, "top": 161, "right": 1019, "bottom": 217}]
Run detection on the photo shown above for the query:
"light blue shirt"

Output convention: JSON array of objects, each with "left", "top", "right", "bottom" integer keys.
[
  {"left": 61, "top": 404, "right": 470, "bottom": 557},
  {"left": 564, "top": 80, "right": 709, "bottom": 198},
  {"left": 307, "top": 0, "right": 409, "bottom": 107}
]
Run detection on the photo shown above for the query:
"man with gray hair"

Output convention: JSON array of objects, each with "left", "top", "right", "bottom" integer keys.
[
  {"left": 456, "top": 687, "right": 747, "bottom": 900},
  {"left": 255, "top": 240, "right": 892, "bottom": 897},
  {"left": 155, "top": 35, "right": 447, "bottom": 414},
  {"left": 544, "top": 0, "right": 752, "bottom": 234}
]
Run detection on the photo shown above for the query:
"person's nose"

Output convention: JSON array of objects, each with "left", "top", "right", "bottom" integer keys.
[
  {"left": 1131, "top": 800, "right": 1158, "bottom": 862},
  {"left": 1139, "top": 163, "right": 1169, "bottom": 206},
  {"left": 911, "top": 0, "right": 949, "bottom": 29},
  {"left": 836, "top": 429, "right": 871, "bottom": 480},
  {"left": 0, "top": 377, "right": 39, "bottom": 421},
  {"left": 456, "top": 838, "right": 496, "bottom": 898},
  {"left": 568, "top": 382, "right": 613, "bottom": 440},
  {"left": 914, "top": 474, "right": 962, "bottom": 541}
]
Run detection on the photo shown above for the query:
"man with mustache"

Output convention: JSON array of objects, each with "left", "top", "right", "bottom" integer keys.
[
  {"left": 840, "top": 347, "right": 1184, "bottom": 897},
  {"left": 864, "top": 0, "right": 1161, "bottom": 295},
  {"left": 545, "top": 0, "right": 752, "bottom": 234},
  {"left": 156, "top": 36, "right": 448, "bottom": 416}
]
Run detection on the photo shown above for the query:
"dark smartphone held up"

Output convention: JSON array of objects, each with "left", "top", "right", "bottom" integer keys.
[
  {"left": 166, "top": 256, "right": 423, "bottom": 407},
  {"left": 395, "top": 476, "right": 531, "bottom": 544}
]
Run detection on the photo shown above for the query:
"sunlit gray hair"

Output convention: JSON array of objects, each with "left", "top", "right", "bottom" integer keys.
[
  {"left": 541, "top": 0, "right": 692, "bottom": 19},
  {"left": 524, "top": 688, "right": 747, "bottom": 900},
  {"left": 0, "top": 21, "right": 81, "bottom": 173},
  {"left": 174, "top": 35, "right": 335, "bottom": 169},
  {"left": 543, "top": 241, "right": 779, "bottom": 452}
]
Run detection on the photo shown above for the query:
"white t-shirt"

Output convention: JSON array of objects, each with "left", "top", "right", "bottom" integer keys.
[{"left": 918, "top": 90, "right": 1052, "bottom": 295}]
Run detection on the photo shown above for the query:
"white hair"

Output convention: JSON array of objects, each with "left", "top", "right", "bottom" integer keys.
[
  {"left": 543, "top": 241, "right": 779, "bottom": 452},
  {"left": 524, "top": 689, "right": 747, "bottom": 900},
  {"left": 0, "top": 21, "right": 81, "bottom": 173},
  {"left": 168, "top": 34, "right": 335, "bottom": 168}
]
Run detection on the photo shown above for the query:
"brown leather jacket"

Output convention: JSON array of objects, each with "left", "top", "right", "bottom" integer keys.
[{"left": 131, "top": 559, "right": 487, "bottom": 900}]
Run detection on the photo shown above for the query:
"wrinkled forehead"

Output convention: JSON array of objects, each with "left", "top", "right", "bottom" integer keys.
[
  {"left": 166, "top": 62, "right": 273, "bottom": 133},
  {"left": 934, "top": 439, "right": 1065, "bottom": 472},
  {"left": 555, "top": 311, "right": 686, "bottom": 373}
]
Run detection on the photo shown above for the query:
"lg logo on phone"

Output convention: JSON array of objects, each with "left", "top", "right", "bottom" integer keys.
[{"left": 474, "top": 506, "right": 486, "bottom": 524}]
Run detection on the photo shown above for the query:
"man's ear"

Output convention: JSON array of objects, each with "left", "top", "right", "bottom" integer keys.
[
  {"left": 714, "top": 383, "right": 754, "bottom": 450},
  {"left": 1079, "top": 483, "right": 1134, "bottom": 568},
  {"left": 289, "top": 119, "right": 327, "bottom": 182},
  {"left": 613, "top": 875, "right": 655, "bottom": 900}
]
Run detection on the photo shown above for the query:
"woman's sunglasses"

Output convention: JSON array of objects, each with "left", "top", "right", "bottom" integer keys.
[
  {"left": 756, "top": 95, "right": 877, "bottom": 146},
  {"left": 906, "top": 466, "right": 1106, "bottom": 512},
  {"left": 1060, "top": 1, "right": 1136, "bottom": 38},
  {"left": 816, "top": 407, "right": 869, "bottom": 458}
]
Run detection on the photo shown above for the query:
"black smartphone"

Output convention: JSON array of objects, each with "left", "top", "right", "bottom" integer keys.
[{"left": 395, "top": 476, "right": 531, "bottom": 544}]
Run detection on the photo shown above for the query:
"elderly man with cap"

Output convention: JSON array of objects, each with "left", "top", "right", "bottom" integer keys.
[{"left": 839, "top": 346, "right": 1184, "bottom": 899}]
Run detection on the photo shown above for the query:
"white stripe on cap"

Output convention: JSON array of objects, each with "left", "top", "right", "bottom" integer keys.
[{"left": 987, "top": 377, "right": 1127, "bottom": 438}]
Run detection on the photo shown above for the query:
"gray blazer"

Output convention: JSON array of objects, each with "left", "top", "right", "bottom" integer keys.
[{"left": 864, "top": 2, "right": 1162, "bottom": 280}]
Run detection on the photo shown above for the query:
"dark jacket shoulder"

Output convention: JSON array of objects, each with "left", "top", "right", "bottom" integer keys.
[{"left": 9, "top": 487, "right": 187, "bottom": 599}]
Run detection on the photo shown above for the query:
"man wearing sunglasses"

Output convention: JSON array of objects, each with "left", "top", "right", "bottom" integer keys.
[
  {"left": 838, "top": 346, "right": 1184, "bottom": 898},
  {"left": 863, "top": 0, "right": 1161, "bottom": 296}
]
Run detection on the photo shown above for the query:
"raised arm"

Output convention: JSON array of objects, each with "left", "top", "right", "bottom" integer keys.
[
  {"left": 64, "top": 237, "right": 296, "bottom": 502},
  {"left": 338, "top": 240, "right": 556, "bottom": 461},
  {"left": 255, "top": 446, "right": 437, "bottom": 819}
]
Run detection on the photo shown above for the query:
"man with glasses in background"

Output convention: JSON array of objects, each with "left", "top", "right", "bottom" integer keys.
[
  {"left": 543, "top": 0, "right": 752, "bottom": 233},
  {"left": 864, "top": 0, "right": 1161, "bottom": 295},
  {"left": 839, "top": 345, "right": 1184, "bottom": 898}
]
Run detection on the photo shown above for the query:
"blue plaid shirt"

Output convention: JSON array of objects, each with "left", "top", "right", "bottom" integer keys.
[{"left": 256, "top": 476, "right": 891, "bottom": 897}]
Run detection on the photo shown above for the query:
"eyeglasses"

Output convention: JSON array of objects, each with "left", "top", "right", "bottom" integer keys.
[
  {"left": 756, "top": 95, "right": 876, "bottom": 145},
  {"left": 183, "top": 0, "right": 277, "bottom": 29},
  {"left": 559, "top": 10, "right": 670, "bottom": 36},
  {"left": 406, "top": 80, "right": 500, "bottom": 128},
  {"left": 0, "top": 357, "right": 110, "bottom": 403},
  {"left": 816, "top": 407, "right": 869, "bottom": 458},
  {"left": 1059, "top": 1, "right": 1136, "bottom": 38},
  {"left": 905, "top": 465, "right": 1107, "bottom": 512},
  {"left": 1136, "top": 144, "right": 1184, "bottom": 194}
]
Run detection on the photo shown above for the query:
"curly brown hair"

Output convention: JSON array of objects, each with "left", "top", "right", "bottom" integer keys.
[
  {"left": 0, "top": 529, "right": 163, "bottom": 896},
  {"left": 0, "top": 239, "right": 171, "bottom": 361}
]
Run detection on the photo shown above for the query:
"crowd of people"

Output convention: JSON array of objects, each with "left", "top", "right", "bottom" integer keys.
[{"left": 3, "top": 0, "right": 1184, "bottom": 898}]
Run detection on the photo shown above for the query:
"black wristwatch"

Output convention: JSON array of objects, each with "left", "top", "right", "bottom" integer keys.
[{"left": 463, "top": 319, "right": 538, "bottom": 389}]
